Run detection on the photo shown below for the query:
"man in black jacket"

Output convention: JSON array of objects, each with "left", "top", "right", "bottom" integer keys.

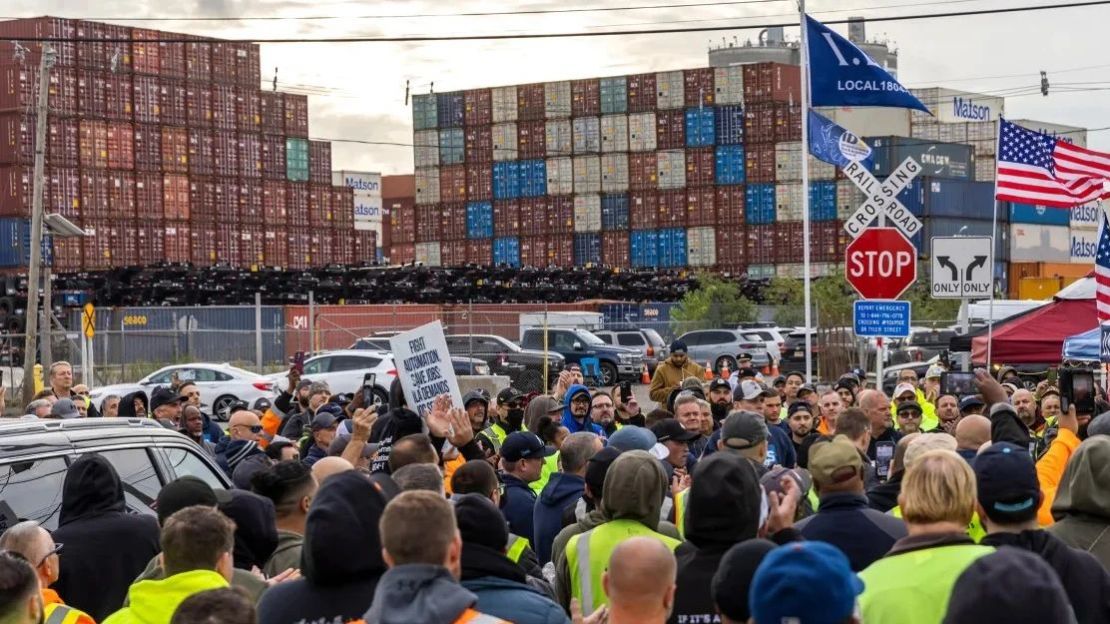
[
  {"left": 975, "top": 441, "right": 1110, "bottom": 624},
  {"left": 867, "top": 432, "right": 918, "bottom": 512}
]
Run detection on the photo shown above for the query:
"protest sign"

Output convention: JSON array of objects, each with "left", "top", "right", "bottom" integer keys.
[{"left": 389, "top": 321, "right": 463, "bottom": 417}]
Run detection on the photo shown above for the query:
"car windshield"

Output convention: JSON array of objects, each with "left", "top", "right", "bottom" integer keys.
[
  {"left": 574, "top": 329, "right": 606, "bottom": 346},
  {"left": 642, "top": 329, "right": 666, "bottom": 347},
  {"left": 224, "top": 365, "right": 256, "bottom": 378}
]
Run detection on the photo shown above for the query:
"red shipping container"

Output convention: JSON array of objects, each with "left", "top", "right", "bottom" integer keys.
[
  {"left": 55, "top": 66, "right": 78, "bottom": 117},
  {"left": 685, "top": 147, "right": 714, "bottom": 187},
  {"left": 234, "top": 44, "right": 261, "bottom": 87},
  {"left": 283, "top": 93, "right": 309, "bottom": 138},
  {"left": 262, "top": 180, "right": 287, "bottom": 224},
  {"left": 518, "top": 198, "right": 546, "bottom": 237},
  {"left": 308, "top": 184, "right": 333, "bottom": 223},
  {"left": 626, "top": 73, "right": 656, "bottom": 113},
  {"left": 442, "top": 239, "right": 467, "bottom": 266},
  {"left": 656, "top": 109, "right": 685, "bottom": 150},
  {"left": 76, "top": 21, "right": 106, "bottom": 70},
  {"left": 132, "top": 74, "right": 160, "bottom": 124},
  {"left": 466, "top": 239, "right": 492, "bottom": 265},
  {"left": 131, "top": 28, "right": 160, "bottom": 75},
  {"left": 1, "top": 167, "right": 37, "bottom": 217},
  {"left": 715, "top": 227, "right": 746, "bottom": 271},
  {"left": 629, "top": 152, "right": 657, "bottom": 191},
  {"left": 80, "top": 169, "right": 109, "bottom": 219},
  {"left": 745, "top": 143, "right": 775, "bottom": 181},
  {"left": 186, "top": 83, "right": 213, "bottom": 128},
  {"left": 261, "top": 135, "right": 285, "bottom": 180},
  {"left": 774, "top": 103, "right": 802, "bottom": 143},
  {"left": 259, "top": 91, "right": 284, "bottom": 136},
  {"left": 213, "top": 130, "right": 238, "bottom": 176},
  {"left": 465, "top": 126, "right": 493, "bottom": 163},
  {"left": 742, "top": 62, "right": 801, "bottom": 104},
  {"left": 191, "top": 223, "right": 217, "bottom": 267},
  {"left": 493, "top": 200, "right": 519, "bottom": 236},
  {"left": 164, "top": 221, "right": 191, "bottom": 263},
  {"left": 238, "top": 133, "right": 262, "bottom": 179},
  {"left": 161, "top": 126, "right": 188, "bottom": 173},
  {"left": 216, "top": 222, "right": 241, "bottom": 266},
  {"left": 686, "top": 187, "right": 716, "bottom": 227},
  {"left": 52, "top": 236, "right": 82, "bottom": 271},
  {"left": 517, "top": 121, "right": 546, "bottom": 159},
  {"left": 745, "top": 103, "right": 777, "bottom": 145},
  {"left": 48, "top": 167, "right": 79, "bottom": 219},
  {"left": 54, "top": 119, "right": 79, "bottom": 168},
  {"left": 464, "top": 89, "right": 492, "bottom": 126},
  {"left": 111, "top": 221, "right": 138, "bottom": 267},
  {"left": 746, "top": 224, "right": 776, "bottom": 264},
  {"left": 812, "top": 221, "right": 842, "bottom": 262},
  {"left": 390, "top": 200, "right": 416, "bottom": 245},
  {"left": 210, "top": 42, "right": 238, "bottom": 85},
  {"left": 238, "top": 180, "right": 263, "bottom": 223},
  {"left": 287, "top": 183, "right": 309, "bottom": 227},
  {"left": 546, "top": 196, "right": 573, "bottom": 234},
  {"left": 773, "top": 222, "right": 805, "bottom": 264},
  {"left": 187, "top": 176, "right": 213, "bottom": 221},
  {"left": 78, "top": 120, "right": 108, "bottom": 169},
  {"left": 715, "top": 185, "right": 745, "bottom": 225},
  {"left": 240, "top": 224, "right": 265, "bottom": 266},
  {"left": 520, "top": 236, "right": 547, "bottom": 267},
  {"left": 0, "top": 115, "right": 78, "bottom": 168},
  {"left": 0, "top": 65, "right": 70, "bottom": 116},
  {"left": 629, "top": 190, "right": 658, "bottom": 230},
  {"left": 236, "top": 88, "right": 261, "bottom": 133},
  {"left": 601, "top": 231, "right": 630, "bottom": 268},
  {"left": 163, "top": 173, "right": 190, "bottom": 220},
  {"left": 106, "top": 121, "right": 134, "bottom": 170},
  {"left": 465, "top": 163, "right": 492, "bottom": 201},
  {"left": 442, "top": 202, "right": 467, "bottom": 241},
  {"left": 0, "top": 17, "right": 78, "bottom": 68},
  {"left": 658, "top": 189, "right": 686, "bottom": 228},
  {"left": 101, "top": 24, "right": 132, "bottom": 73},
  {"left": 264, "top": 228, "right": 288, "bottom": 267},
  {"left": 107, "top": 170, "right": 136, "bottom": 220},
  {"left": 439, "top": 165, "right": 467, "bottom": 203},
  {"left": 415, "top": 204, "right": 441, "bottom": 243},
  {"left": 684, "top": 68, "right": 715, "bottom": 107},
  {"left": 104, "top": 73, "right": 133, "bottom": 121},
  {"left": 188, "top": 127, "right": 214, "bottom": 176},
  {"left": 159, "top": 36, "right": 187, "bottom": 79},
  {"left": 331, "top": 229, "right": 355, "bottom": 265},
  {"left": 137, "top": 219, "right": 166, "bottom": 262},
  {"left": 550, "top": 236, "right": 573, "bottom": 267},
  {"left": 331, "top": 187, "right": 354, "bottom": 229},
  {"left": 211, "top": 84, "right": 237, "bottom": 131},
  {"left": 159, "top": 79, "right": 188, "bottom": 127},
  {"left": 571, "top": 79, "right": 601, "bottom": 117},
  {"left": 517, "top": 84, "right": 545, "bottom": 121},
  {"left": 390, "top": 243, "right": 415, "bottom": 266},
  {"left": 81, "top": 219, "right": 112, "bottom": 269},
  {"left": 136, "top": 171, "right": 164, "bottom": 220},
  {"left": 308, "top": 141, "right": 331, "bottom": 184},
  {"left": 78, "top": 70, "right": 108, "bottom": 119}
]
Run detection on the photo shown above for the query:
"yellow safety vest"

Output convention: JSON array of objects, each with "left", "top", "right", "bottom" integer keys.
[
  {"left": 44, "top": 603, "right": 89, "bottom": 624},
  {"left": 566, "top": 519, "right": 682, "bottom": 613},
  {"left": 506, "top": 534, "right": 530, "bottom": 563},
  {"left": 674, "top": 488, "right": 689, "bottom": 538},
  {"left": 530, "top": 452, "right": 559, "bottom": 495},
  {"left": 890, "top": 506, "right": 986, "bottom": 542},
  {"left": 481, "top": 423, "right": 510, "bottom": 452}
]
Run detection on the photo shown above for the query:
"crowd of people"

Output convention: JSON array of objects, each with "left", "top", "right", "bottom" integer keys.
[{"left": 3, "top": 343, "right": 1110, "bottom": 623}]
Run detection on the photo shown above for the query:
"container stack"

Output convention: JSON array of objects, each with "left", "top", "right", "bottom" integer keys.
[{"left": 0, "top": 16, "right": 367, "bottom": 271}]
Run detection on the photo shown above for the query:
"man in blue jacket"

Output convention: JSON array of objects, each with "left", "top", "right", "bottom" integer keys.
[
  {"left": 562, "top": 384, "right": 604, "bottom": 436},
  {"left": 500, "top": 432, "right": 556, "bottom": 543},
  {"left": 533, "top": 432, "right": 603, "bottom": 563}
]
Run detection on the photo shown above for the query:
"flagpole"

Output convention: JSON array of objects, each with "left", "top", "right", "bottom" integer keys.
[
  {"left": 799, "top": 0, "right": 814, "bottom": 383},
  {"left": 987, "top": 115, "right": 1003, "bottom": 369}
]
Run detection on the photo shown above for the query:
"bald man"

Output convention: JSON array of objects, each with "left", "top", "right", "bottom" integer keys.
[
  {"left": 311, "top": 456, "right": 354, "bottom": 484},
  {"left": 601, "top": 537, "right": 677, "bottom": 624},
  {"left": 1011, "top": 389, "right": 1038, "bottom": 430},
  {"left": 0, "top": 521, "right": 94, "bottom": 624},
  {"left": 227, "top": 409, "right": 264, "bottom": 443},
  {"left": 955, "top": 415, "right": 991, "bottom": 462},
  {"left": 860, "top": 389, "right": 900, "bottom": 470}
]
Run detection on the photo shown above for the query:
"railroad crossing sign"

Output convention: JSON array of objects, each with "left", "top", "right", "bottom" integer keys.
[
  {"left": 842, "top": 157, "right": 924, "bottom": 239},
  {"left": 845, "top": 227, "right": 917, "bottom": 300},
  {"left": 81, "top": 303, "right": 95, "bottom": 339},
  {"left": 930, "top": 237, "right": 993, "bottom": 299}
]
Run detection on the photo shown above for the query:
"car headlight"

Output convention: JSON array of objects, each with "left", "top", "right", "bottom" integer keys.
[
  {"left": 620, "top": 353, "right": 637, "bottom": 364},
  {"left": 476, "top": 364, "right": 490, "bottom": 375}
]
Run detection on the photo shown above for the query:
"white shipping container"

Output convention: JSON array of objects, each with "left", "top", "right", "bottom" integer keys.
[
  {"left": 775, "top": 262, "right": 838, "bottom": 278},
  {"left": 492, "top": 123, "right": 518, "bottom": 161},
  {"left": 601, "top": 153, "right": 629, "bottom": 193},
  {"left": 775, "top": 183, "right": 803, "bottom": 221},
  {"left": 545, "top": 120, "right": 572, "bottom": 157},
  {"left": 657, "top": 149, "right": 686, "bottom": 189},
  {"left": 1010, "top": 119, "right": 1087, "bottom": 148},
  {"left": 816, "top": 106, "right": 910, "bottom": 138},
  {"left": 628, "top": 112, "right": 657, "bottom": 153},
  {"left": 968, "top": 121, "right": 997, "bottom": 142},
  {"left": 415, "top": 167, "right": 440, "bottom": 205},
  {"left": 810, "top": 155, "right": 836, "bottom": 180},
  {"left": 974, "top": 158, "right": 995, "bottom": 182},
  {"left": 937, "top": 123, "right": 969, "bottom": 144},
  {"left": 909, "top": 87, "right": 1003, "bottom": 124},
  {"left": 573, "top": 117, "right": 601, "bottom": 154},
  {"left": 573, "top": 155, "right": 601, "bottom": 194},
  {"left": 1071, "top": 202, "right": 1101, "bottom": 230},
  {"left": 413, "top": 130, "right": 440, "bottom": 168},
  {"left": 687, "top": 226, "right": 716, "bottom": 267},
  {"left": 656, "top": 70, "right": 684, "bottom": 110},
  {"left": 415, "top": 242, "right": 442, "bottom": 266},
  {"left": 714, "top": 66, "right": 744, "bottom": 105},
  {"left": 775, "top": 142, "right": 801, "bottom": 181},
  {"left": 546, "top": 156, "right": 574, "bottom": 195},
  {"left": 1071, "top": 228, "right": 1098, "bottom": 264},
  {"left": 492, "top": 86, "right": 518, "bottom": 123},
  {"left": 600, "top": 114, "right": 629, "bottom": 153},
  {"left": 1009, "top": 223, "right": 1070, "bottom": 262},
  {"left": 911, "top": 123, "right": 940, "bottom": 141},
  {"left": 574, "top": 194, "right": 602, "bottom": 232},
  {"left": 545, "top": 81, "right": 572, "bottom": 119}
]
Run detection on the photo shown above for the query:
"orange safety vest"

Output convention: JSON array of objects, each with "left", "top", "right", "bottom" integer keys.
[
  {"left": 42, "top": 589, "right": 95, "bottom": 624},
  {"left": 454, "top": 609, "right": 509, "bottom": 624}
]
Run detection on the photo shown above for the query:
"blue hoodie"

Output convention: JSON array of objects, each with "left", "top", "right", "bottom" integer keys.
[
  {"left": 532, "top": 473, "right": 585, "bottom": 564},
  {"left": 561, "top": 385, "right": 604, "bottom": 436}
]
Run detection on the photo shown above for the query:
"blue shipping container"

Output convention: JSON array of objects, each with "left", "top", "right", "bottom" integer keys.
[
  {"left": 467, "top": 202, "right": 494, "bottom": 239},
  {"left": 436, "top": 92, "right": 465, "bottom": 128},
  {"left": 657, "top": 228, "right": 687, "bottom": 268},
  {"left": 685, "top": 107, "right": 716, "bottom": 147},
  {"left": 493, "top": 162, "right": 520, "bottom": 200},
  {"left": 631, "top": 230, "right": 659, "bottom": 267},
  {"left": 715, "top": 145, "right": 745, "bottom": 185},
  {"left": 601, "top": 194, "right": 630, "bottom": 230},
  {"left": 518, "top": 159, "right": 547, "bottom": 198},
  {"left": 574, "top": 233, "right": 602, "bottom": 265},
  {"left": 917, "top": 178, "right": 997, "bottom": 220},
  {"left": 412, "top": 94, "right": 437, "bottom": 131},
  {"left": 439, "top": 128, "right": 465, "bottom": 165},
  {"left": 809, "top": 181, "right": 837, "bottom": 221},
  {"left": 493, "top": 236, "right": 521, "bottom": 267},
  {"left": 600, "top": 77, "right": 627, "bottom": 114},
  {"left": 1008, "top": 202, "right": 1070, "bottom": 226},
  {"left": 0, "top": 218, "right": 51, "bottom": 267},
  {"left": 715, "top": 105, "right": 744, "bottom": 145},
  {"left": 866, "top": 136, "right": 974, "bottom": 181},
  {"left": 746, "top": 184, "right": 776, "bottom": 224}
]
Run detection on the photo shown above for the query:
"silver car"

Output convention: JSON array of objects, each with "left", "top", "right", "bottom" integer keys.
[
  {"left": 676, "top": 329, "right": 770, "bottom": 373},
  {"left": 594, "top": 328, "right": 668, "bottom": 373}
]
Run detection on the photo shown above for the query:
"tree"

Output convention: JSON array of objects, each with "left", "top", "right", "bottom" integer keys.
[
  {"left": 671, "top": 273, "right": 757, "bottom": 334},
  {"left": 812, "top": 274, "right": 855, "bottom": 325},
  {"left": 764, "top": 277, "right": 805, "bottom": 327}
]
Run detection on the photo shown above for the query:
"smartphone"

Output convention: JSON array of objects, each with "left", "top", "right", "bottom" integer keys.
[
  {"left": 620, "top": 381, "right": 632, "bottom": 404},
  {"left": 292, "top": 351, "right": 305, "bottom": 375},
  {"left": 941, "top": 371, "right": 976, "bottom": 396},
  {"left": 1061, "top": 369, "right": 1096, "bottom": 414},
  {"left": 875, "top": 442, "right": 896, "bottom": 479},
  {"left": 1047, "top": 368, "right": 1058, "bottom": 387},
  {"left": 361, "top": 372, "right": 377, "bottom": 405}
]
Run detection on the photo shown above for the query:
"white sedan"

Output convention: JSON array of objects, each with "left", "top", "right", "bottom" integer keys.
[
  {"left": 89, "top": 363, "right": 276, "bottom": 420},
  {"left": 262, "top": 350, "right": 396, "bottom": 406}
]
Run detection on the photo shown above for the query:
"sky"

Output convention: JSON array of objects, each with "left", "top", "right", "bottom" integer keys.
[{"left": 6, "top": 0, "right": 1110, "bottom": 175}]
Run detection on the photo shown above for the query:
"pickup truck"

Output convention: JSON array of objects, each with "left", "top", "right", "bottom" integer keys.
[{"left": 520, "top": 327, "right": 641, "bottom": 386}]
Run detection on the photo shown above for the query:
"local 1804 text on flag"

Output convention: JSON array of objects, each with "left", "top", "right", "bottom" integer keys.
[{"left": 996, "top": 118, "right": 1110, "bottom": 208}]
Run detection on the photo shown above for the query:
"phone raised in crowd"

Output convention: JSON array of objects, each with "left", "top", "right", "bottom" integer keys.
[
  {"left": 620, "top": 381, "right": 632, "bottom": 404},
  {"left": 361, "top": 372, "right": 377, "bottom": 406},
  {"left": 1060, "top": 369, "right": 1096, "bottom": 414},
  {"left": 940, "top": 371, "right": 976, "bottom": 397},
  {"left": 293, "top": 351, "right": 305, "bottom": 375}
]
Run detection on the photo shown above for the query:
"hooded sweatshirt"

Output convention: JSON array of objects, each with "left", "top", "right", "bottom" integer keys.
[
  {"left": 1048, "top": 436, "right": 1110, "bottom": 570},
  {"left": 103, "top": 570, "right": 228, "bottom": 624},
  {"left": 218, "top": 490, "right": 278, "bottom": 571},
  {"left": 669, "top": 453, "right": 762, "bottom": 624},
  {"left": 364, "top": 564, "right": 479, "bottom": 624},
  {"left": 561, "top": 385, "right": 604, "bottom": 436},
  {"left": 52, "top": 455, "right": 162, "bottom": 622},
  {"left": 533, "top": 473, "right": 586, "bottom": 564},
  {"left": 461, "top": 544, "right": 569, "bottom": 624},
  {"left": 117, "top": 390, "right": 149, "bottom": 418},
  {"left": 257, "top": 472, "right": 400, "bottom": 624},
  {"left": 369, "top": 379, "right": 425, "bottom": 474}
]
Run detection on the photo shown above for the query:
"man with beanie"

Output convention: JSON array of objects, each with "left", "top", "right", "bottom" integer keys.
[
  {"left": 707, "top": 378, "right": 733, "bottom": 427},
  {"left": 710, "top": 540, "right": 777, "bottom": 624},
  {"left": 748, "top": 542, "right": 864, "bottom": 624},
  {"left": 650, "top": 341, "right": 705, "bottom": 404},
  {"left": 500, "top": 432, "right": 556, "bottom": 543},
  {"left": 943, "top": 549, "right": 1077, "bottom": 624},
  {"left": 454, "top": 495, "right": 569, "bottom": 624},
  {"left": 975, "top": 442, "right": 1110, "bottom": 623}
]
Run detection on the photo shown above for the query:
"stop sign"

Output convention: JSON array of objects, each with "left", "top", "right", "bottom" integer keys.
[{"left": 844, "top": 227, "right": 917, "bottom": 299}]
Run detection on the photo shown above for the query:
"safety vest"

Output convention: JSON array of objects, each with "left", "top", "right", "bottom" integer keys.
[
  {"left": 480, "top": 423, "right": 510, "bottom": 452},
  {"left": 889, "top": 506, "right": 986, "bottom": 542},
  {"left": 453, "top": 608, "right": 510, "bottom": 624},
  {"left": 529, "top": 452, "right": 559, "bottom": 495},
  {"left": 44, "top": 603, "right": 91, "bottom": 624},
  {"left": 566, "top": 519, "right": 682, "bottom": 613},
  {"left": 674, "top": 488, "right": 689, "bottom": 538},
  {"left": 506, "top": 534, "right": 530, "bottom": 563}
]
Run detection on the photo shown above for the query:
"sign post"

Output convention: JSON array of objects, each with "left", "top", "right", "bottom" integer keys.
[
  {"left": 846, "top": 227, "right": 916, "bottom": 384},
  {"left": 81, "top": 304, "right": 95, "bottom": 385},
  {"left": 931, "top": 236, "right": 993, "bottom": 371}
]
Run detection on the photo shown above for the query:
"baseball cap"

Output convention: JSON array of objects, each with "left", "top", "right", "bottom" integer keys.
[
  {"left": 607, "top": 425, "right": 656, "bottom": 452},
  {"left": 253, "top": 397, "right": 273, "bottom": 412},
  {"left": 787, "top": 401, "right": 813, "bottom": 417},
  {"left": 720, "top": 411, "right": 769, "bottom": 450},
  {"left": 650, "top": 419, "right": 699, "bottom": 443},
  {"left": 150, "top": 386, "right": 187, "bottom": 412},
  {"left": 761, "top": 465, "right": 812, "bottom": 498},
  {"left": 50, "top": 398, "right": 81, "bottom": 419},
  {"left": 311, "top": 412, "right": 339, "bottom": 431},
  {"left": 712, "top": 539, "right": 777, "bottom": 622},
  {"left": 463, "top": 389, "right": 490, "bottom": 407},
  {"left": 771, "top": 375, "right": 786, "bottom": 387},
  {"left": 959, "top": 396, "right": 985, "bottom": 412},
  {"left": 501, "top": 432, "right": 557, "bottom": 462},
  {"left": 896, "top": 400, "right": 923, "bottom": 415},
  {"left": 708, "top": 378, "right": 732, "bottom": 393},
  {"left": 155, "top": 476, "right": 232, "bottom": 525},
  {"left": 973, "top": 442, "right": 1040, "bottom": 523},
  {"left": 926, "top": 365, "right": 945, "bottom": 380},
  {"left": 894, "top": 383, "right": 917, "bottom": 399},
  {"left": 797, "top": 383, "right": 817, "bottom": 397},
  {"left": 944, "top": 549, "right": 1073, "bottom": 624},
  {"left": 1001, "top": 382, "right": 1020, "bottom": 394},
  {"left": 734, "top": 380, "right": 765, "bottom": 402},
  {"left": 670, "top": 340, "right": 688, "bottom": 354},
  {"left": 808, "top": 436, "right": 863, "bottom": 487},
  {"left": 497, "top": 387, "right": 525, "bottom": 405},
  {"left": 736, "top": 367, "right": 759, "bottom": 379},
  {"left": 749, "top": 542, "right": 864, "bottom": 624},
  {"left": 327, "top": 434, "right": 377, "bottom": 459}
]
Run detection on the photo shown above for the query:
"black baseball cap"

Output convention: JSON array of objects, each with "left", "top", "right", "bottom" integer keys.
[
  {"left": 651, "top": 419, "right": 699, "bottom": 443},
  {"left": 253, "top": 397, "right": 273, "bottom": 412},
  {"left": 501, "top": 432, "right": 557, "bottom": 462},
  {"left": 787, "top": 401, "right": 813, "bottom": 417},
  {"left": 720, "top": 411, "right": 769, "bottom": 450},
  {"left": 974, "top": 442, "right": 1040, "bottom": 523},
  {"left": 497, "top": 387, "right": 525, "bottom": 405},
  {"left": 736, "top": 367, "right": 759, "bottom": 379},
  {"left": 959, "top": 396, "right": 985, "bottom": 411},
  {"left": 150, "top": 386, "right": 188, "bottom": 412},
  {"left": 155, "top": 476, "right": 232, "bottom": 525},
  {"left": 311, "top": 412, "right": 339, "bottom": 431},
  {"left": 708, "top": 378, "right": 732, "bottom": 393}
]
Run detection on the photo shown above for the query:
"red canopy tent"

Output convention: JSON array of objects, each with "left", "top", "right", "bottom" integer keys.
[{"left": 972, "top": 277, "right": 1097, "bottom": 365}]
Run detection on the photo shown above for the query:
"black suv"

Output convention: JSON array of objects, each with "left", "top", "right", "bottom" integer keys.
[
  {"left": 445, "top": 334, "right": 565, "bottom": 394},
  {"left": 0, "top": 419, "right": 231, "bottom": 529}
]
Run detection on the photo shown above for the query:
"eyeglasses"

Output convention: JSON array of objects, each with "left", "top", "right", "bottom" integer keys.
[
  {"left": 570, "top": 396, "right": 591, "bottom": 404},
  {"left": 37, "top": 543, "right": 62, "bottom": 567}
]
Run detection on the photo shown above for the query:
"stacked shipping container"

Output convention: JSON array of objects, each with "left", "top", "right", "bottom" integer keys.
[{"left": 0, "top": 17, "right": 368, "bottom": 270}]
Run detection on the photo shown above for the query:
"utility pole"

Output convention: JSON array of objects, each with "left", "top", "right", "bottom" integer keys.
[{"left": 21, "top": 45, "right": 56, "bottom": 406}]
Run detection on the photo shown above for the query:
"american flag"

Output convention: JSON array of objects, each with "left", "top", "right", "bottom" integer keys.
[
  {"left": 996, "top": 118, "right": 1110, "bottom": 208},
  {"left": 1098, "top": 208, "right": 1110, "bottom": 321}
]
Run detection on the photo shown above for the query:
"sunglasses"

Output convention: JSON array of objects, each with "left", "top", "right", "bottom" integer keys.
[
  {"left": 897, "top": 412, "right": 922, "bottom": 419},
  {"left": 234, "top": 424, "right": 264, "bottom": 433}
]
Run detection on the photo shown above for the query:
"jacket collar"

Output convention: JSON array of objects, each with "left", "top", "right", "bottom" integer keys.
[
  {"left": 888, "top": 531, "right": 976, "bottom": 557},
  {"left": 816, "top": 491, "right": 870, "bottom": 510}
]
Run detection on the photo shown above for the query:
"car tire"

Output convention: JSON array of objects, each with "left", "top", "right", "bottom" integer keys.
[
  {"left": 716, "top": 356, "right": 738, "bottom": 375},
  {"left": 212, "top": 395, "right": 237, "bottom": 421},
  {"left": 599, "top": 362, "right": 618, "bottom": 386},
  {"left": 371, "top": 387, "right": 389, "bottom": 408}
]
